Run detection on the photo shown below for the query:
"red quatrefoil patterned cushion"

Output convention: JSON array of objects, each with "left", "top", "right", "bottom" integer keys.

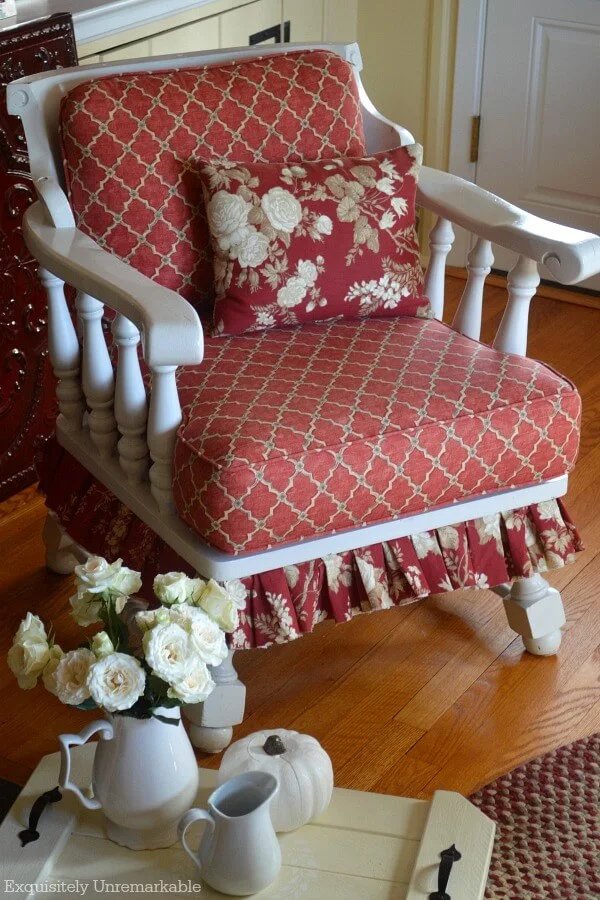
[
  {"left": 200, "top": 146, "right": 429, "bottom": 335},
  {"left": 172, "top": 316, "right": 581, "bottom": 555},
  {"left": 59, "top": 50, "right": 366, "bottom": 315}
]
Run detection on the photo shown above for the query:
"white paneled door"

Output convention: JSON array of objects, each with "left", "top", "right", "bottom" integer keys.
[{"left": 475, "top": 0, "right": 600, "bottom": 289}]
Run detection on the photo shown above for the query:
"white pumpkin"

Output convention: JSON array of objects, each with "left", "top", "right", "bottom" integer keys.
[{"left": 217, "top": 729, "right": 333, "bottom": 832}]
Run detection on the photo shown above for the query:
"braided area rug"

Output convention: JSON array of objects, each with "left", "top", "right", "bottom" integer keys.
[{"left": 469, "top": 733, "right": 600, "bottom": 898}]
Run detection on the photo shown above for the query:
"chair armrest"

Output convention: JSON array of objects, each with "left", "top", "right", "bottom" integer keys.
[
  {"left": 24, "top": 200, "right": 203, "bottom": 368},
  {"left": 417, "top": 166, "right": 600, "bottom": 285}
]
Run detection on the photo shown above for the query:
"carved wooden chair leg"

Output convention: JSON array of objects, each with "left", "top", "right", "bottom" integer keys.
[
  {"left": 42, "top": 511, "right": 87, "bottom": 575},
  {"left": 184, "top": 650, "right": 246, "bottom": 753},
  {"left": 497, "top": 574, "right": 565, "bottom": 656}
]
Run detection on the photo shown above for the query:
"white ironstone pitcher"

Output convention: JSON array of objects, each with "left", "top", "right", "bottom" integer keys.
[
  {"left": 178, "top": 771, "right": 281, "bottom": 895},
  {"left": 59, "top": 706, "right": 199, "bottom": 849}
]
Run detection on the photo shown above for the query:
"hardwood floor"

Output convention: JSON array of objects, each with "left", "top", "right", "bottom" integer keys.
[{"left": 1, "top": 277, "right": 599, "bottom": 797}]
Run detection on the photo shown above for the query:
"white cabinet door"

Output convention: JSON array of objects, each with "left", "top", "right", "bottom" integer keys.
[
  {"left": 220, "top": 0, "right": 283, "bottom": 48},
  {"left": 476, "top": 0, "right": 600, "bottom": 288},
  {"left": 100, "top": 39, "right": 151, "bottom": 62},
  {"left": 150, "top": 16, "right": 220, "bottom": 55},
  {"left": 284, "top": 0, "right": 324, "bottom": 42}
]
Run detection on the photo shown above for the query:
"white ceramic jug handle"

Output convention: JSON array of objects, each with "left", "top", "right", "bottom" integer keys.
[
  {"left": 59, "top": 719, "right": 114, "bottom": 810},
  {"left": 178, "top": 808, "right": 215, "bottom": 869}
]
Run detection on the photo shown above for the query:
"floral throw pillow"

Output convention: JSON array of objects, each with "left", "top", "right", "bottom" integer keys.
[{"left": 200, "top": 145, "right": 430, "bottom": 336}]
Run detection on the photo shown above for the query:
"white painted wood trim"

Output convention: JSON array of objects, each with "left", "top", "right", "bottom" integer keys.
[
  {"left": 423, "top": 0, "right": 456, "bottom": 173},
  {"left": 447, "top": 0, "right": 488, "bottom": 267},
  {"left": 417, "top": 167, "right": 600, "bottom": 284},
  {"left": 24, "top": 203, "right": 203, "bottom": 369},
  {"left": 56, "top": 421, "right": 568, "bottom": 580}
]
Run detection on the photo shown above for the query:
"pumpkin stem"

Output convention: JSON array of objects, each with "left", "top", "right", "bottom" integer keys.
[{"left": 263, "top": 734, "right": 286, "bottom": 756}]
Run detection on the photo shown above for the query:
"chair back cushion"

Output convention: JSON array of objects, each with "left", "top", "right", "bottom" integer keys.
[{"left": 60, "top": 50, "right": 366, "bottom": 314}]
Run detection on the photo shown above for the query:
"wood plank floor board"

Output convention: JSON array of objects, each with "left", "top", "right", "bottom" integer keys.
[
  {"left": 408, "top": 551, "right": 600, "bottom": 795},
  {"left": 0, "top": 278, "right": 598, "bottom": 799}
]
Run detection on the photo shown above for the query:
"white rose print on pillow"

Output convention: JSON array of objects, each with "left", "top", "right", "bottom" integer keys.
[{"left": 200, "top": 145, "right": 431, "bottom": 336}]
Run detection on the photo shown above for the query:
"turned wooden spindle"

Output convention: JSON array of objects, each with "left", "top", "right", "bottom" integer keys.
[
  {"left": 147, "top": 365, "right": 181, "bottom": 514},
  {"left": 77, "top": 291, "right": 118, "bottom": 457},
  {"left": 493, "top": 255, "right": 540, "bottom": 356},
  {"left": 452, "top": 238, "right": 494, "bottom": 340},
  {"left": 38, "top": 267, "right": 85, "bottom": 432},
  {"left": 112, "top": 314, "right": 149, "bottom": 483},
  {"left": 423, "top": 217, "right": 455, "bottom": 320}
]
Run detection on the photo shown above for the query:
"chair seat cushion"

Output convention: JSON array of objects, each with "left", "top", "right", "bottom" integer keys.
[{"left": 172, "top": 317, "right": 581, "bottom": 554}]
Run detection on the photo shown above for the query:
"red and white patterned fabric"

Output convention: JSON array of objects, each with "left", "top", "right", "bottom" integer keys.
[
  {"left": 201, "top": 146, "right": 428, "bottom": 335},
  {"left": 172, "top": 316, "right": 581, "bottom": 554},
  {"left": 60, "top": 50, "right": 366, "bottom": 314},
  {"left": 38, "top": 440, "right": 584, "bottom": 650}
]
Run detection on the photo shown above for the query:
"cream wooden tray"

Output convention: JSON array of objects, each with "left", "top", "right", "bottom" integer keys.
[{"left": 1, "top": 744, "right": 495, "bottom": 898}]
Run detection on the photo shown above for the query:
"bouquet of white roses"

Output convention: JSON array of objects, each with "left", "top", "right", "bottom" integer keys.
[{"left": 7, "top": 556, "right": 243, "bottom": 721}]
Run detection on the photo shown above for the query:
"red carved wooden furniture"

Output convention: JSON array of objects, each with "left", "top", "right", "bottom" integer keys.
[{"left": 0, "top": 13, "right": 77, "bottom": 500}]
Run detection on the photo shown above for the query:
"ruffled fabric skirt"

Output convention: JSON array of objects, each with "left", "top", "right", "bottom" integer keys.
[{"left": 39, "top": 439, "right": 583, "bottom": 649}]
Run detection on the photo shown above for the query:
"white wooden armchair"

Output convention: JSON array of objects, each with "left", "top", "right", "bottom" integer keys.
[{"left": 8, "top": 43, "right": 599, "bottom": 752}]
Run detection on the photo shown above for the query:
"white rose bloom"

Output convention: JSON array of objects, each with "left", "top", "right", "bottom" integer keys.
[
  {"left": 70, "top": 590, "right": 103, "bottom": 627},
  {"left": 261, "top": 187, "right": 302, "bottom": 232},
  {"left": 277, "top": 276, "right": 308, "bottom": 309},
  {"left": 187, "top": 577, "right": 207, "bottom": 606},
  {"left": 143, "top": 622, "right": 193, "bottom": 683},
  {"left": 236, "top": 231, "right": 270, "bottom": 269},
  {"left": 153, "top": 572, "right": 191, "bottom": 606},
  {"left": 199, "top": 579, "right": 240, "bottom": 633},
  {"left": 14, "top": 612, "right": 47, "bottom": 644},
  {"left": 74, "top": 557, "right": 124, "bottom": 594},
  {"left": 316, "top": 215, "right": 333, "bottom": 235},
  {"left": 91, "top": 631, "right": 114, "bottom": 659},
  {"left": 135, "top": 607, "right": 170, "bottom": 632},
  {"left": 167, "top": 659, "right": 215, "bottom": 705},
  {"left": 208, "top": 191, "right": 251, "bottom": 237},
  {"left": 42, "top": 645, "right": 64, "bottom": 696},
  {"left": 224, "top": 580, "right": 248, "bottom": 610},
  {"left": 7, "top": 624, "right": 51, "bottom": 691},
  {"left": 110, "top": 567, "right": 142, "bottom": 598},
  {"left": 171, "top": 605, "right": 228, "bottom": 666},
  {"left": 297, "top": 259, "right": 318, "bottom": 285},
  {"left": 53, "top": 648, "right": 95, "bottom": 706},
  {"left": 87, "top": 652, "right": 146, "bottom": 713}
]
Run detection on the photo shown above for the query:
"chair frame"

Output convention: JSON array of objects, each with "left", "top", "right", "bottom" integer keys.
[{"left": 8, "top": 42, "right": 600, "bottom": 751}]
